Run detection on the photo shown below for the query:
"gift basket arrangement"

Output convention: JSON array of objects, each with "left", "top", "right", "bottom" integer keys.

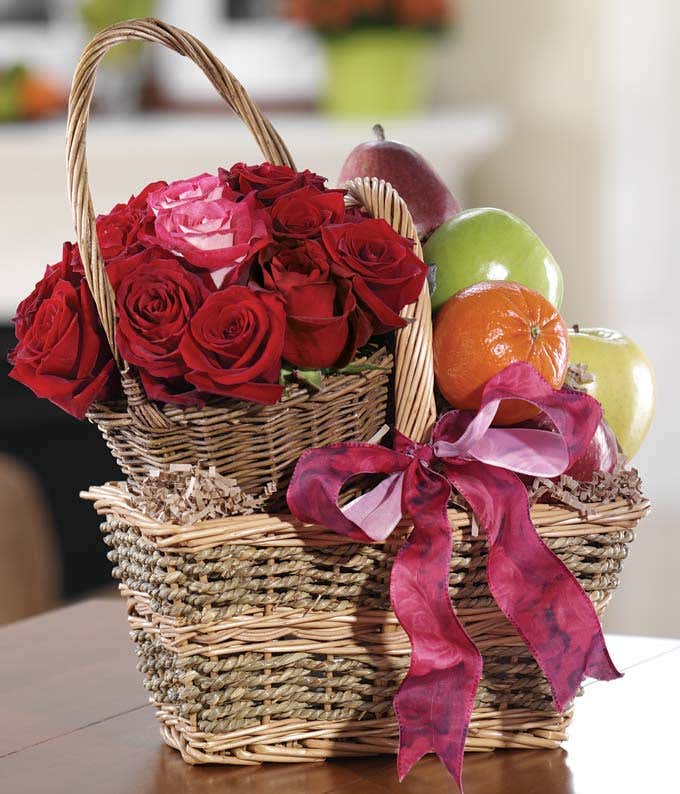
[{"left": 9, "top": 18, "right": 653, "bottom": 792}]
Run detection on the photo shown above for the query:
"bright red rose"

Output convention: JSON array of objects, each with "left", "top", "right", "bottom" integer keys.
[
  {"left": 221, "top": 162, "right": 327, "bottom": 204},
  {"left": 96, "top": 181, "right": 166, "bottom": 261},
  {"left": 9, "top": 279, "right": 117, "bottom": 419},
  {"left": 180, "top": 286, "right": 285, "bottom": 404},
  {"left": 152, "top": 181, "right": 271, "bottom": 286},
  {"left": 13, "top": 242, "right": 84, "bottom": 341},
  {"left": 107, "top": 248, "right": 211, "bottom": 406},
  {"left": 261, "top": 240, "right": 370, "bottom": 368},
  {"left": 270, "top": 186, "right": 345, "bottom": 240},
  {"left": 321, "top": 219, "right": 427, "bottom": 332}
]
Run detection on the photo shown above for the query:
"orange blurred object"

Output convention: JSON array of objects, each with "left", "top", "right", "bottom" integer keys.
[
  {"left": 19, "top": 73, "right": 65, "bottom": 119},
  {"left": 433, "top": 281, "right": 570, "bottom": 425}
]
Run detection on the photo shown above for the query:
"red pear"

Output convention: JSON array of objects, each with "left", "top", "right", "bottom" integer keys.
[{"left": 338, "top": 124, "right": 460, "bottom": 239}]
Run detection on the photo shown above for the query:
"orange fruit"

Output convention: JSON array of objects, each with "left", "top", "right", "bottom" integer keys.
[{"left": 433, "top": 281, "right": 569, "bottom": 425}]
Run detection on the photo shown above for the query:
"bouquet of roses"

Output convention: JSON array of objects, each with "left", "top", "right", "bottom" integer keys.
[{"left": 9, "top": 163, "right": 427, "bottom": 418}]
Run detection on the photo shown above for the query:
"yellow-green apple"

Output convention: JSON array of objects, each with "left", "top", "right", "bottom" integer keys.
[
  {"left": 338, "top": 124, "right": 460, "bottom": 239},
  {"left": 568, "top": 327, "right": 655, "bottom": 459},
  {"left": 423, "top": 207, "right": 564, "bottom": 311}
]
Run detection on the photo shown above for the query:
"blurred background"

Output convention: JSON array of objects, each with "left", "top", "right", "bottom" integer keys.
[{"left": 0, "top": 1, "right": 676, "bottom": 635}]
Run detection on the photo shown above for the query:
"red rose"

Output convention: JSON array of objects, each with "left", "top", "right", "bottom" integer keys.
[
  {"left": 152, "top": 181, "right": 271, "bottom": 286},
  {"left": 261, "top": 240, "right": 370, "bottom": 369},
  {"left": 107, "top": 248, "right": 212, "bottom": 406},
  {"left": 13, "top": 242, "right": 83, "bottom": 341},
  {"left": 180, "top": 286, "right": 285, "bottom": 404},
  {"left": 270, "top": 186, "right": 345, "bottom": 240},
  {"left": 321, "top": 219, "right": 427, "bottom": 332},
  {"left": 9, "top": 279, "right": 116, "bottom": 419},
  {"left": 96, "top": 181, "right": 166, "bottom": 261},
  {"left": 221, "top": 162, "right": 327, "bottom": 204}
]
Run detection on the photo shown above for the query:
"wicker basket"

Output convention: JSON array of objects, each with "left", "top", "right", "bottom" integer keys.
[
  {"left": 87, "top": 486, "right": 648, "bottom": 761},
  {"left": 87, "top": 348, "right": 392, "bottom": 511},
  {"left": 77, "top": 19, "right": 650, "bottom": 769},
  {"left": 70, "top": 20, "right": 432, "bottom": 504}
]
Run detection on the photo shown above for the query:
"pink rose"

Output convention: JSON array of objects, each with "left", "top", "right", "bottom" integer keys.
[
  {"left": 146, "top": 173, "right": 228, "bottom": 214},
  {"left": 150, "top": 176, "right": 272, "bottom": 287}
]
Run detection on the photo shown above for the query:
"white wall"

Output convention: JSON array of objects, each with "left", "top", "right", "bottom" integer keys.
[
  {"left": 600, "top": 0, "right": 680, "bottom": 636},
  {"left": 434, "top": 0, "right": 679, "bottom": 636}
]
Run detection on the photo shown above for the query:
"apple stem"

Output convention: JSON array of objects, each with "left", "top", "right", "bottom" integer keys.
[{"left": 373, "top": 124, "right": 386, "bottom": 141}]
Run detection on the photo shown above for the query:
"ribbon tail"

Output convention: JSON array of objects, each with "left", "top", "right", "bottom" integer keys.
[
  {"left": 391, "top": 495, "right": 482, "bottom": 791},
  {"left": 449, "top": 462, "right": 621, "bottom": 713}
]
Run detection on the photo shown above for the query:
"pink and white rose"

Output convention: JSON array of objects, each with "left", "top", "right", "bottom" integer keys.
[{"left": 148, "top": 175, "right": 272, "bottom": 287}]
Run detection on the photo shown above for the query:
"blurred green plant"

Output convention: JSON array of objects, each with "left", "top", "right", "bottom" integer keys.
[
  {"left": 0, "top": 65, "right": 25, "bottom": 121},
  {"left": 79, "top": 0, "right": 155, "bottom": 66}
]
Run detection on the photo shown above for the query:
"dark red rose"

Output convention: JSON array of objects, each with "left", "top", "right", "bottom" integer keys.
[
  {"left": 9, "top": 279, "right": 117, "bottom": 419},
  {"left": 342, "top": 205, "right": 370, "bottom": 224},
  {"left": 261, "top": 240, "right": 370, "bottom": 368},
  {"left": 13, "top": 242, "right": 83, "bottom": 341},
  {"left": 270, "top": 186, "right": 345, "bottom": 240},
  {"left": 96, "top": 181, "right": 166, "bottom": 261},
  {"left": 107, "top": 247, "right": 212, "bottom": 406},
  {"left": 321, "top": 219, "right": 427, "bottom": 332},
  {"left": 180, "top": 286, "right": 285, "bottom": 404},
  {"left": 221, "top": 162, "right": 327, "bottom": 204},
  {"left": 138, "top": 370, "right": 206, "bottom": 407}
]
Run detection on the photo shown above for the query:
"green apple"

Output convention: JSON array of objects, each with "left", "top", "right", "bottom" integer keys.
[
  {"left": 424, "top": 207, "right": 564, "bottom": 311},
  {"left": 569, "top": 327, "right": 655, "bottom": 459}
]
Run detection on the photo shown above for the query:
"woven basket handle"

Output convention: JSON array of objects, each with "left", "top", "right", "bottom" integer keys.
[
  {"left": 66, "top": 18, "right": 436, "bottom": 439},
  {"left": 345, "top": 178, "right": 437, "bottom": 441}
]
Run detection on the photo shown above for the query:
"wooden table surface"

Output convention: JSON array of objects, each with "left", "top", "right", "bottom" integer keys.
[{"left": 1, "top": 599, "right": 678, "bottom": 794}]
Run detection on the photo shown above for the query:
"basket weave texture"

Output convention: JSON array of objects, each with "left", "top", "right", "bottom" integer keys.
[
  {"left": 74, "top": 18, "right": 650, "bottom": 767},
  {"left": 88, "top": 347, "right": 392, "bottom": 510},
  {"left": 88, "top": 484, "right": 647, "bottom": 761}
]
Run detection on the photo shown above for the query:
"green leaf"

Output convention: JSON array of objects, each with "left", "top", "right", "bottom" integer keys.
[
  {"left": 279, "top": 366, "right": 325, "bottom": 391},
  {"left": 294, "top": 369, "right": 324, "bottom": 390},
  {"left": 335, "top": 362, "right": 391, "bottom": 375}
]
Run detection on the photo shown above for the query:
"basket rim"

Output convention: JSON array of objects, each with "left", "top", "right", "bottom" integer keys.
[
  {"left": 84, "top": 481, "right": 650, "bottom": 552},
  {"left": 86, "top": 346, "right": 393, "bottom": 424}
]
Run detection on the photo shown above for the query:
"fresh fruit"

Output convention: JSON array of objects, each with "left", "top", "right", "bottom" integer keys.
[
  {"left": 568, "top": 327, "right": 655, "bottom": 458},
  {"left": 338, "top": 124, "right": 460, "bottom": 239},
  {"left": 424, "top": 207, "right": 564, "bottom": 312},
  {"left": 526, "top": 414, "right": 619, "bottom": 482},
  {"left": 565, "top": 417, "right": 619, "bottom": 481},
  {"left": 433, "top": 281, "right": 569, "bottom": 425}
]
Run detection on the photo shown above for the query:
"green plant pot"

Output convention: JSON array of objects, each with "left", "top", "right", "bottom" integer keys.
[{"left": 323, "top": 28, "right": 429, "bottom": 118}]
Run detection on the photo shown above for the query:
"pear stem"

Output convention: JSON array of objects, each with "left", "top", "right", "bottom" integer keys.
[{"left": 373, "top": 123, "right": 386, "bottom": 141}]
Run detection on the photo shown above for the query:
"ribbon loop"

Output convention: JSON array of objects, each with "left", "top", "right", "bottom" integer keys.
[{"left": 286, "top": 362, "right": 620, "bottom": 792}]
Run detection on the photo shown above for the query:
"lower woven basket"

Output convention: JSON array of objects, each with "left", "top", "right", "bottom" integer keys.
[{"left": 87, "top": 483, "right": 648, "bottom": 763}]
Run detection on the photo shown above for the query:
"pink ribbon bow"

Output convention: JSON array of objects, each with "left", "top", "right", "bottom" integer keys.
[{"left": 286, "top": 361, "right": 620, "bottom": 791}]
